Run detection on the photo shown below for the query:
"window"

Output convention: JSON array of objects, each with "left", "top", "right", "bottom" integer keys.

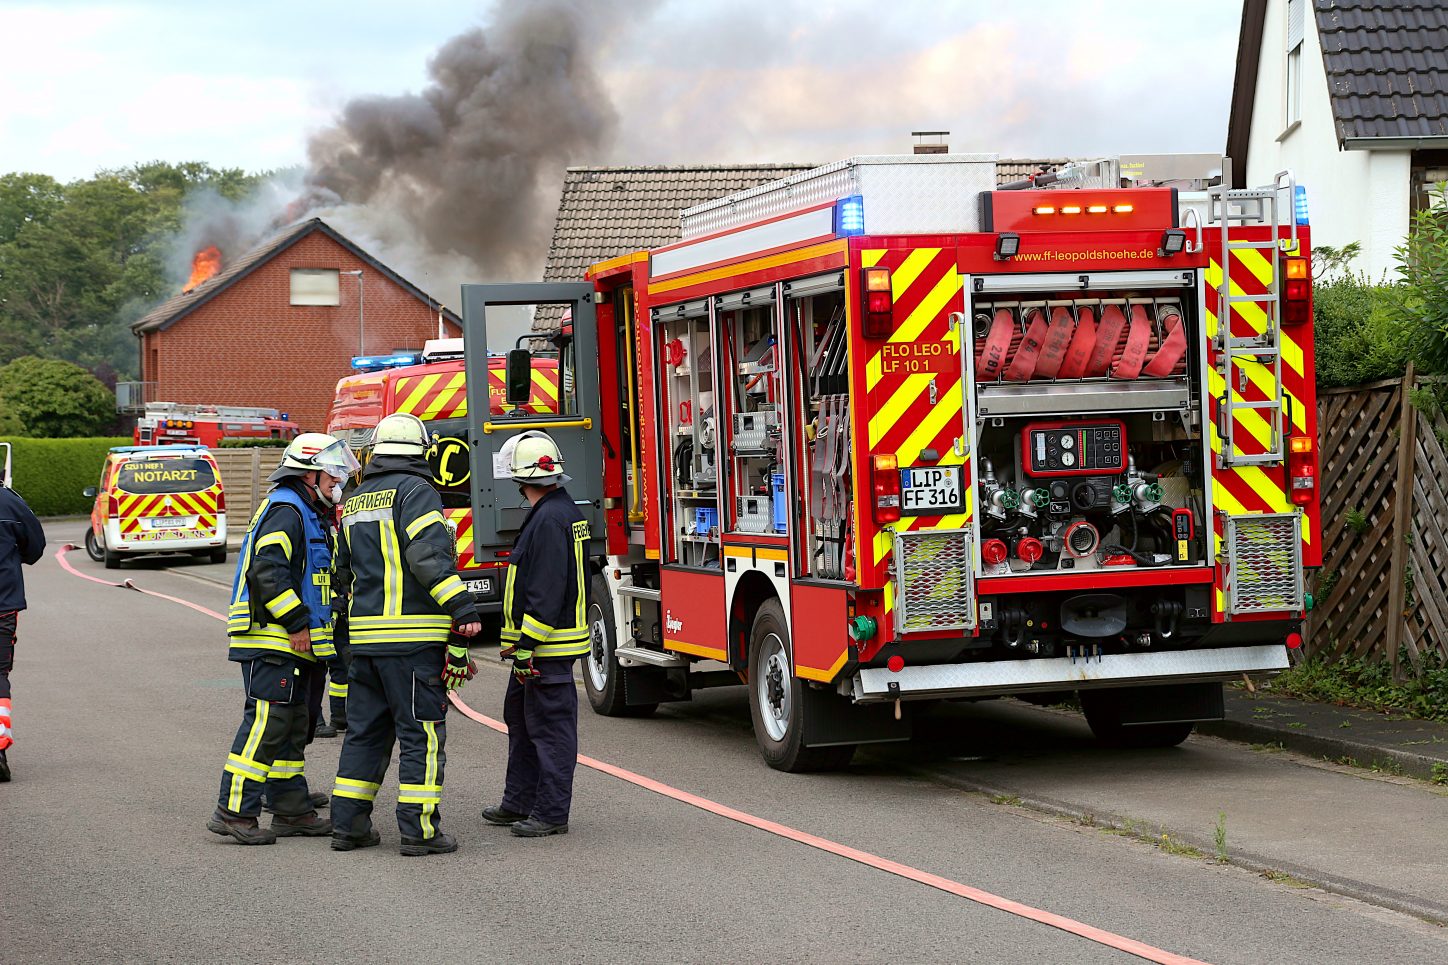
[
  {"left": 290, "top": 268, "right": 340, "bottom": 306},
  {"left": 1410, "top": 152, "right": 1448, "bottom": 214},
  {"left": 1285, "top": 0, "right": 1305, "bottom": 128}
]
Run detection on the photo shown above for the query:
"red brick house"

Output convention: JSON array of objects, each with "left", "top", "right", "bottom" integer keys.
[{"left": 131, "top": 219, "right": 461, "bottom": 431}]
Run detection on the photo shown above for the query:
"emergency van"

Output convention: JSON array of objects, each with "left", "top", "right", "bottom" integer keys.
[
  {"left": 84, "top": 445, "right": 228, "bottom": 568},
  {"left": 327, "top": 339, "right": 560, "bottom": 613}
]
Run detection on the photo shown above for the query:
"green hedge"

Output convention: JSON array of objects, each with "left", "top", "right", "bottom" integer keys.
[{"left": 1, "top": 436, "right": 131, "bottom": 516}]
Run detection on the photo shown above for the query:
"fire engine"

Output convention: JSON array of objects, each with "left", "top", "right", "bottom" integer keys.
[
  {"left": 133, "top": 402, "right": 300, "bottom": 448},
  {"left": 460, "top": 153, "right": 1321, "bottom": 771},
  {"left": 326, "top": 339, "right": 560, "bottom": 613}
]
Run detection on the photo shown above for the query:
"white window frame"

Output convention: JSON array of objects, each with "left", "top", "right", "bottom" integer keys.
[
  {"left": 1285, "top": 0, "right": 1305, "bottom": 130},
  {"left": 290, "top": 268, "right": 340, "bottom": 306}
]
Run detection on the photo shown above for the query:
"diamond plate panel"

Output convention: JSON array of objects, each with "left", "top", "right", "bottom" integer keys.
[
  {"left": 893, "top": 528, "right": 974, "bottom": 635},
  {"left": 1226, "top": 511, "right": 1304, "bottom": 615}
]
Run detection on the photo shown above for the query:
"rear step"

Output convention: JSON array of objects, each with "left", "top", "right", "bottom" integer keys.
[{"left": 615, "top": 646, "right": 688, "bottom": 669}]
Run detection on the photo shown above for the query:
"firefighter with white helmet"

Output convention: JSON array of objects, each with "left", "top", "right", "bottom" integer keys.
[
  {"left": 481, "top": 430, "right": 591, "bottom": 837},
  {"left": 208, "top": 432, "right": 358, "bottom": 845},
  {"left": 329, "top": 412, "right": 482, "bottom": 856}
]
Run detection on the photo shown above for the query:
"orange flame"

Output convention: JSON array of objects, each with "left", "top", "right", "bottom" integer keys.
[{"left": 184, "top": 246, "right": 222, "bottom": 292}]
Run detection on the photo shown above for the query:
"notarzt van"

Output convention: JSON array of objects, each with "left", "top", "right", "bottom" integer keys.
[{"left": 84, "top": 445, "right": 228, "bottom": 568}]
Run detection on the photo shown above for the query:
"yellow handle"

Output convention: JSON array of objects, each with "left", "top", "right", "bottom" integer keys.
[{"left": 482, "top": 418, "right": 592, "bottom": 434}]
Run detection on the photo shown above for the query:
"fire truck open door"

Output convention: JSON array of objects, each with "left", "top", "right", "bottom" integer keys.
[{"left": 460, "top": 282, "right": 606, "bottom": 558}]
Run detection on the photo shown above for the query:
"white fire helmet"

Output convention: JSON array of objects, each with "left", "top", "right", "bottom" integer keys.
[
  {"left": 373, "top": 413, "right": 430, "bottom": 456},
  {"left": 269, "top": 432, "right": 360, "bottom": 482},
  {"left": 508, "top": 431, "right": 568, "bottom": 484}
]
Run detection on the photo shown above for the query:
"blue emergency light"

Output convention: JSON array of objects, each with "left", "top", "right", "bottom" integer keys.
[
  {"left": 1294, "top": 185, "right": 1310, "bottom": 226},
  {"left": 834, "top": 195, "right": 865, "bottom": 236},
  {"left": 351, "top": 353, "right": 420, "bottom": 371}
]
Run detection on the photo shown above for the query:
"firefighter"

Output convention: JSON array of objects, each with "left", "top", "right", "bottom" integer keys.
[
  {"left": 0, "top": 479, "right": 45, "bottom": 784},
  {"left": 329, "top": 413, "right": 481, "bottom": 856},
  {"left": 208, "top": 433, "right": 358, "bottom": 845},
  {"left": 481, "top": 432, "right": 590, "bottom": 838}
]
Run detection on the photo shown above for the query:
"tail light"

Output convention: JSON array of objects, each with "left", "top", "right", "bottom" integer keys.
[
  {"left": 216, "top": 489, "right": 227, "bottom": 512},
  {"left": 861, "top": 267, "right": 892, "bottom": 338},
  {"left": 981, "top": 538, "right": 1008, "bottom": 566},
  {"left": 1282, "top": 255, "right": 1310, "bottom": 325},
  {"left": 871, "top": 454, "right": 901, "bottom": 524},
  {"left": 106, "top": 494, "right": 120, "bottom": 519},
  {"left": 1288, "top": 436, "right": 1315, "bottom": 505}
]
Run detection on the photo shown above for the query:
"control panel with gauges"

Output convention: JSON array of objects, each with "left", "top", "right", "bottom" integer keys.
[{"left": 1021, "top": 420, "right": 1127, "bottom": 478}]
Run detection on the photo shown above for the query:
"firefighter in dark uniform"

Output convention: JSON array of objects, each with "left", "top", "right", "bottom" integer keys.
[
  {"left": 330, "top": 413, "right": 481, "bottom": 856},
  {"left": 208, "top": 433, "right": 358, "bottom": 845},
  {"left": 482, "top": 432, "right": 591, "bottom": 837}
]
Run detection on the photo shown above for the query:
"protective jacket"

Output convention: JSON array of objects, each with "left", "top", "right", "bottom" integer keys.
[
  {"left": 334, "top": 454, "right": 479, "bottom": 654},
  {"left": 0, "top": 487, "right": 44, "bottom": 612},
  {"left": 502, "top": 487, "right": 590, "bottom": 659},
  {"left": 227, "top": 480, "right": 336, "bottom": 663}
]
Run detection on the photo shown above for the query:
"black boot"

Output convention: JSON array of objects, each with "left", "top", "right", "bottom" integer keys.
[
  {"left": 310, "top": 791, "right": 330, "bottom": 808},
  {"left": 400, "top": 831, "right": 458, "bottom": 856},
  {"left": 331, "top": 827, "right": 381, "bottom": 851},
  {"left": 481, "top": 804, "right": 527, "bottom": 826},
  {"left": 511, "top": 817, "right": 568, "bottom": 837},
  {"left": 0, "top": 748, "right": 10, "bottom": 783},
  {"left": 314, "top": 719, "right": 338, "bottom": 738},
  {"left": 207, "top": 809, "right": 278, "bottom": 845}
]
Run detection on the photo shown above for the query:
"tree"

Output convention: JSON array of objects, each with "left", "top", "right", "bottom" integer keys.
[
  {"left": 1397, "top": 186, "right": 1448, "bottom": 374},
  {"left": 0, "top": 356, "right": 115, "bottom": 437}
]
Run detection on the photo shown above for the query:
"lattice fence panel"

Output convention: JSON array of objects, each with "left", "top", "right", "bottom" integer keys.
[{"left": 1406, "top": 404, "right": 1448, "bottom": 667}]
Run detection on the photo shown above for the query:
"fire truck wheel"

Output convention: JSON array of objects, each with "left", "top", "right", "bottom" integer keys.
[
  {"left": 84, "top": 528, "right": 105, "bottom": 563},
  {"left": 583, "top": 574, "right": 656, "bottom": 718},
  {"left": 747, "top": 600, "right": 855, "bottom": 773},
  {"left": 1080, "top": 690, "right": 1195, "bottom": 749}
]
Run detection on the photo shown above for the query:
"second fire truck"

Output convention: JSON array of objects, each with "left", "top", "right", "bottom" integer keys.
[{"left": 460, "top": 153, "right": 1321, "bottom": 771}]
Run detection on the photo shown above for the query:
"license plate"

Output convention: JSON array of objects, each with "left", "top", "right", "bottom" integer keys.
[
  {"left": 900, "top": 466, "right": 963, "bottom": 514},
  {"left": 147, "top": 517, "right": 191, "bottom": 529},
  {"left": 465, "top": 578, "right": 494, "bottom": 595}
]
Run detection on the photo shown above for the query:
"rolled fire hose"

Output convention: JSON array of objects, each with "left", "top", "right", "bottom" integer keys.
[
  {"left": 1142, "top": 304, "right": 1187, "bottom": 378},
  {"left": 1111, "top": 304, "right": 1153, "bottom": 380},
  {"left": 977, "top": 309, "right": 1015, "bottom": 381},
  {"left": 1032, "top": 307, "right": 1076, "bottom": 380},
  {"left": 1085, "top": 304, "right": 1127, "bottom": 376},
  {"left": 1056, "top": 306, "right": 1096, "bottom": 380},
  {"left": 978, "top": 302, "right": 1184, "bottom": 383},
  {"left": 1004, "top": 309, "right": 1049, "bottom": 382}
]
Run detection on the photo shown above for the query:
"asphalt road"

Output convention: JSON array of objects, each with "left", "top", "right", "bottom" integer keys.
[{"left": 4, "top": 521, "right": 1447, "bottom": 964}]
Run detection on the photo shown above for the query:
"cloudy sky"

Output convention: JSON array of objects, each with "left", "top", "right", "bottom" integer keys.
[{"left": 2, "top": 0, "right": 1243, "bottom": 182}]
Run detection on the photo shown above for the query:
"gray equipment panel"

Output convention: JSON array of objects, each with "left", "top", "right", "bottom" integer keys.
[{"left": 461, "top": 282, "right": 605, "bottom": 557}]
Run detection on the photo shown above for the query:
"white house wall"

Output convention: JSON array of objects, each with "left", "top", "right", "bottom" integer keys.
[{"left": 1245, "top": 0, "right": 1410, "bottom": 281}]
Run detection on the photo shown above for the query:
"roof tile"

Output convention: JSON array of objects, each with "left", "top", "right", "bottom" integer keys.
[{"left": 1315, "top": 0, "right": 1448, "bottom": 142}]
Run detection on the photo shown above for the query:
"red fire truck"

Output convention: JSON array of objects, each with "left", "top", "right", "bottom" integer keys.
[
  {"left": 133, "top": 402, "right": 300, "bottom": 448},
  {"left": 327, "top": 339, "right": 561, "bottom": 614},
  {"left": 461, "top": 154, "right": 1320, "bottom": 771}
]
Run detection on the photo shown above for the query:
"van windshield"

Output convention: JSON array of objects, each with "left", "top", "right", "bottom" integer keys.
[{"left": 115, "top": 458, "right": 216, "bottom": 494}]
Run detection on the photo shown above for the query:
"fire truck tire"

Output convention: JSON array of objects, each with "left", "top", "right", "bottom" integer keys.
[
  {"left": 84, "top": 528, "right": 105, "bottom": 563},
  {"left": 209, "top": 547, "right": 228, "bottom": 565},
  {"left": 583, "top": 574, "right": 656, "bottom": 718},
  {"left": 747, "top": 600, "right": 855, "bottom": 773},
  {"left": 1080, "top": 690, "right": 1195, "bottom": 748}
]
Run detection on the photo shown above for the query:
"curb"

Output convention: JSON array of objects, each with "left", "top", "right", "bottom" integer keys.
[
  {"left": 1198, "top": 718, "right": 1448, "bottom": 784},
  {"left": 905, "top": 763, "right": 1448, "bottom": 927}
]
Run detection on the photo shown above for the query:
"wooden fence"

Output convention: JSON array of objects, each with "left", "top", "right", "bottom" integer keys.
[
  {"left": 1306, "top": 365, "right": 1448, "bottom": 676},
  {"left": 211, "top": 448, "right": 283, "bottom": 530}
]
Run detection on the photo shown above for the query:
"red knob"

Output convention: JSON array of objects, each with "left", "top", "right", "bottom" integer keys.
[
  {"left": 981, "top": 538, "right": 1008, "bottom": 565},
  {"left": 1014, "top": 537, "right": 1044, "bottom": 565}
]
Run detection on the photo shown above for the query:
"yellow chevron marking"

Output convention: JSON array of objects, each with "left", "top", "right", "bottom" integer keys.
[
  {"left": 1214, "top": 480, "right": 1249, "bottom": 517},
  {"left": 1209, "top": 259, "right": 1306, "bottom": 381},
  {"left": 397, "top": 373, "right": 443, "bottom": 416},
  {"left": 1208, "top": 369, "right": 1274, "bottom": 453},
  {"left": 1237, "top": 466, "right": 1290, "bottom": 513},
  {"left": 1234, "top": 246, "right": 1275, "bottom": 288},
  {"left": 1282, "top": 331, "right": 1305, "bottom": 380},
  {"left": 874, "top": 516, "right": 918, "bottom": 568},
  {"left": 868, "top": 374, "right": 934, "bottom": 446},
  {"left": 895, "top": 390, "right": 962, "bottom": 464},
  {"left": 893, "top": 265, "right": 962, "bottom": 346},
  {"left": 891, "top": 248, "right": 937, "bottom": 299},
  {"left": 419, "top": 373, "right": 466, "bottom": 421},
  {"left": 862, "top": 249, "right": 885, "bottom": 269}
]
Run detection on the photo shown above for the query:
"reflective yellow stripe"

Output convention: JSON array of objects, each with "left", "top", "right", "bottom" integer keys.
[
  {"left": 254, "top": 531, "right": 293, "bottom": 558},
  {"left": 406, "top": 510, "right": 445, "bottom": 539},
  {"left": 266, "top": 589, "right": 302, "bottom": 619},
  {"left": 227, "top": 701, "right": 271, "bottom": 811},
  {"left": 381, "top": 519, "right": 402, "bottom": 616},
  {"left": 268, "top": 759, "right": 305, "bottom": 779},
  {"left": 418, "top": 722, "right": 441, "bottom": 836},
  {"left": 430, "top": 575, "right": 466, "bottom": 605},
  {"left": 332, "top": 776, "right": 380, "bottom": 801},
  {"left": 573, "top": 535, "right": 587, "bottom": 634},
  {"left": 533, "top": 639, "right": 592, "bottom": 658},
  {"left": 348, "top": 615, "right": 453, "bottom": 630},
  {"left": 328, "top": 681, "right": 349, "bottom": 699},
  {"left": 502, "top": 564, "right": 518, "bottom": 638},
  {"left": 521, "top": 614, "right": 556, "bottom": 639}
]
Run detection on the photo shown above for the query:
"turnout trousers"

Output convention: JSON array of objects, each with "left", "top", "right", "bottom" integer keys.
[
  {"left": 501, "top": 659, "right": 579, "bottom": 826},
  {"left": 331, "top": 649, "right": 448, "bottom": 840},
  {"left": 327, "top": 620, "right": 352, "bottom": 725},
  {"left": 1, "top": 611, "right": 17, "bottom": 750},
  {"left": 217, "top": 655, "right": 314, "bottom": 817}
]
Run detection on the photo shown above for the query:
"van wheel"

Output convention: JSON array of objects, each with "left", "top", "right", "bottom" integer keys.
[
  {"left": 209, "top": 547, "right": 228, "bottom": 565},
  {"left": 747, "top": 599, "right": 855, "bottom": 772},
  {"left": 84, "top": 528, "right": 105, "bottom": 562},
  {"left": 1081, "top": 690, "right": 1195, "bottom": 748},
  {"left": 583, "top": 574, "right": 655, "bottom": 718},
  {"left": 103, "top": 548, "right": 121, "bottom": 570}
]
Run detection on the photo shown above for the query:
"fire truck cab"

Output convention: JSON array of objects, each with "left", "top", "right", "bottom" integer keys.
[
  {"left": 134, "top": 402, "right": 300, "bottom": 448},
  {"left": 464, "top": 154, "right": 1320, "bottom": 771}
]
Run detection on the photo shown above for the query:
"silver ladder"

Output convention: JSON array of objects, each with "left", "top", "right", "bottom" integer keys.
[{"left": 1206, "top": 170, "right": 1297, "bottom": 467}]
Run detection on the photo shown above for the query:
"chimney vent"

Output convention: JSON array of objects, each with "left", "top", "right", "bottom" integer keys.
[{"left": 912, "top": 131, "right": 950, "bottom": 155}]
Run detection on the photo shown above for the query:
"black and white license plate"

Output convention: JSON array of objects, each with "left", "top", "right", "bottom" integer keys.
[
  {"left": 147, "top": 516, "right": 191, "bottom": 529},
  {"left": 900, "top": 466, "right": 963, "bottom": 514},
  {"left": 465, "top": 578, "right": 494, "bottom": 596}
]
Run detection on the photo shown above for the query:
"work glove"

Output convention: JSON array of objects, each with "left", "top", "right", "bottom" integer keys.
[
  {"left": 509, "top": 647, "right": 540, "bottom": 681},
  {"left": 499, "top": 640, "right": 517, "bottom": 659},
  {"left": 442, "top": 644, "right": 477, "bottom": 692}
]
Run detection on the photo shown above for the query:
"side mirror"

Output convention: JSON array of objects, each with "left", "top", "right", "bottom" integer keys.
[
  {"left": 506, "top": 349, "right": 532, "bottom": 406},
  {"left": 83, "top": 486, "right": 98, "bottom": 498}
]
